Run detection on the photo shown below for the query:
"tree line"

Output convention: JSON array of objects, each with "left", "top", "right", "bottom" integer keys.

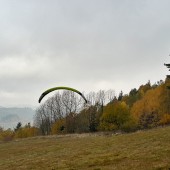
[
  {"left": 0, "top": 78, "right": 170, "bottom": 141},
  {"left": 34, "top": 78, "right": 170, "bottom": 135}
]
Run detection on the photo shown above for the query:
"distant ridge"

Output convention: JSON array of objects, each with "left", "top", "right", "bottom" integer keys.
[{"left": 0, "top": 107, "right": 35, "bottom": 129}]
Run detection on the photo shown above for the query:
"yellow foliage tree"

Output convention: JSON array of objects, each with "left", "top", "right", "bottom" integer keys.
[
  {"left": 100, "top": 101, "right": 132, "bottom": 131},
  {"left": 15, "top": 127, "right": 39, "bottom": 138},
  {"left": 160, "top": 114, "right": 170, "bottom": 125},
  {"left": 131, "top": 83, "right": 169, "bottom": 128},
  {"left": 51, "top": 119, "right": 65, "bottom": 135}
]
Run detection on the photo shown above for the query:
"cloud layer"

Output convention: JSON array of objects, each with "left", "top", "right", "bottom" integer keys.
[{"left": 0, "top": 0, "right": 170, "bottom": 107}]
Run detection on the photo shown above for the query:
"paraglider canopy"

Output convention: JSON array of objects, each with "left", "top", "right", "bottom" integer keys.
[{"left": 38, "top": 86, "right": 88, "bottom": 103}]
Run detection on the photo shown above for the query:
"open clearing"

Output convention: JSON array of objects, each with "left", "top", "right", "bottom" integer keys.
[{"left": 0, "top": 127, "right": 170, "bottom": 170}]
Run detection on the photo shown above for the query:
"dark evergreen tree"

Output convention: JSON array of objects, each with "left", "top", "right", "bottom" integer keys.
[
  {"left": 118, "top": 90, "right": 123, "bottom": 101},
  {"left": 15, "top": 122, "right": 22, "bottom": 132}
]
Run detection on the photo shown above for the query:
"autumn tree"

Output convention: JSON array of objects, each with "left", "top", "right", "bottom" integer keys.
[
  {"left": 122, "top": 88, "right": 140, "bottom": 107},
  {"left": 138, "top": 81, "right": 152, "bottom": 97},
  {"left": 130, "top": 81, "right": 170, "bottom": 129},
  {"left": 0, "top": 128, "right": 14, "bottom": 141},
  {"left": 51, "top": 119, "right": 65, "bottom": 134},
  {"left": 74, "top": 109, "right": 90, "bottom": 133},
  {"left": 100, "top": 101, "right": 132, "bottom": 131},
  {"left": 15, "top": 124, "right": 39, "bottom": 138}
]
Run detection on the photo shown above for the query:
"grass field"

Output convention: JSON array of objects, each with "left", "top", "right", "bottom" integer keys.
[{"left": 0, "top": 126, "right": 170, "bottom": 170}]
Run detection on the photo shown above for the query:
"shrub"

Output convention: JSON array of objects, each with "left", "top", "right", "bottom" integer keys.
[
  {"left": 51, "top": 119, "right": 66, "bottom": 135},
  {"left": 0, "top": 129, "right": 14, "bottom": 142},
  {"left": 159, "top": 113, "right": 170, "bottom": 126}
]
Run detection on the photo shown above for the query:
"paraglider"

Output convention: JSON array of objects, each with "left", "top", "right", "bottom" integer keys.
[{"left": 38, "top": 86, "right": 88, "bottom": 103}]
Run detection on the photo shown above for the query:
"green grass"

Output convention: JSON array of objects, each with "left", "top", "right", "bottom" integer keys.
[{"left": 0, "top": 127, "right": 170, "bottom": 170}]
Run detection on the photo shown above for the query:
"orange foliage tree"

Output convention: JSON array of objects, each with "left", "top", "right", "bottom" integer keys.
[{"left": 131, "top": 82, "right": 170, "bottom": 128}]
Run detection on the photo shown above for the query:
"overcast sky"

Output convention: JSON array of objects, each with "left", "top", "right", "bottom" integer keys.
[{"left": 0, "top": 0, "right": 170, "bottom": 107}]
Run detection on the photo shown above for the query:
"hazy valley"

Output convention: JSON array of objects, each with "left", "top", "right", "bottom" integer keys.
[{"left": 0, "top": 107, "right": 35, "bottom": 129}]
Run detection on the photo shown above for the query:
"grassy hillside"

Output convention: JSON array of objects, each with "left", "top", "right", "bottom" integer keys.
[{"left": 0, "top": 126, "right": 170, "bottom": 170}]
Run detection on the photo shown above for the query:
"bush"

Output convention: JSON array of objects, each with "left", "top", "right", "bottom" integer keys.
[
  {"left": 99, "top": 121, "right": 118, "bottom": 131},
  {"left": 159, "top": 113, "right": 170, "bottom": 126},
  {"left": 14, "top": 127, "right": 39, "bottom": 138},
  {"left": 120, "top": 119, "right": 138, "bottom": 132},
  {"left": 51, "top": 119, "right": 66, "bottom": 135},
  {"left": 139, "top": 111, "right": 160, "bottom": 129},
  {"left": 0, "top": 129, "right": 14, "bottom": 142}
]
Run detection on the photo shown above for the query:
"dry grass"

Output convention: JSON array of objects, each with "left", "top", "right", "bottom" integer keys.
[{"left": 0, "top": 126, "right": 170, "bottom": 170}]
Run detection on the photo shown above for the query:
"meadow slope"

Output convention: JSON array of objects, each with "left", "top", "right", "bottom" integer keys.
[{"left": 0, "top": 126, "right": 170, "bottom": 170}]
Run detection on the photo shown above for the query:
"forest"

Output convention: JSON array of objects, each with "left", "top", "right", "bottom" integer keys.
[{"left": 0, "top": 75, "right": 170, "bottom": 141}]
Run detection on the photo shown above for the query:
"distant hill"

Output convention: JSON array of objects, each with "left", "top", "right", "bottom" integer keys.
[
  {"left": 1, "top": 114, "right": 20, "bottom": 122},
  {"left": 0, "top": 107, "right": 35, "bottom": 129}
]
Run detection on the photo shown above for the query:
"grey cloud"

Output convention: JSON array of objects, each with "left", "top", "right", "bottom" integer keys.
[{"left": 0, "top": 0, "right": 169, "bottom": 106}]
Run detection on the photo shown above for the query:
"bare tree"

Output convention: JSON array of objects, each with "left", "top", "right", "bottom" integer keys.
[
  {"left": 34, "top": 89, "right": 116, "bottom": 135},
  {"left": 86, "top": 92, "right": 96, "bottom": 106},
  {"left": 106, "top": 89, "right": 115, "bottom": 103},
  {"left": 62, "top": 91, "right": 83, "bottom": 114},
  {"left": 61, "top": 91, "right": 84, "bottom": 133},
  {"left": 34, "top": 104, "right": 51, "bottom": 135},
  {"left": 34, "top": 90, "right": 84, "bottom": 135}
]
